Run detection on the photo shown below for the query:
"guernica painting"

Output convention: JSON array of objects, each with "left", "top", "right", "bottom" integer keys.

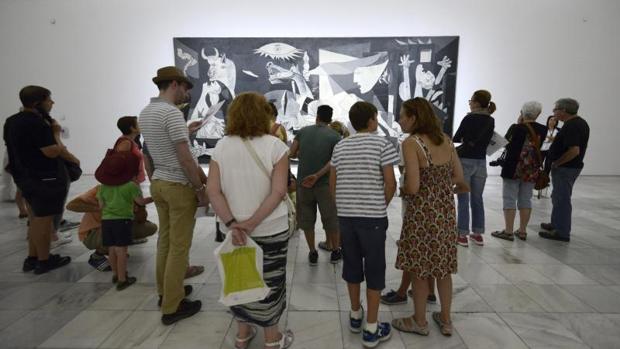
[{"left": 173, "top": 37, "right": 459, "bottom": 159}]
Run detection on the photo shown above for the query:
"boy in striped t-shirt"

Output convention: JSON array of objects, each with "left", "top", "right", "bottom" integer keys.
[{"left": 329, "top": 101, "right": 398, "bottom": 348}]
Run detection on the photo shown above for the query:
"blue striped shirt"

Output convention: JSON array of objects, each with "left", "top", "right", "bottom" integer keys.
[{"left": 331, "top": 133, "right": 399, "bottom": 218}]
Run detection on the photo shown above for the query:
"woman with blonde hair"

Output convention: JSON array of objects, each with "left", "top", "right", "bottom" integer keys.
[
  {"left": 207, "top": 92, "right": 293, "bottom": 349},
  {"left": 392, "top": 97, "right": 468, "bottom": 337}
]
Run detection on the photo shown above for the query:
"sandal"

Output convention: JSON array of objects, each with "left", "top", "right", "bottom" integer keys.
[
  {"left": 235, "top": 326, "right": 257, "bottom": 349},
  {"left": 491, "top": 230, "right": 514, "bottom": 241},
  {"left": 514, "top": 230, "right": 527, "bottom": 241},
  {"left": 432, "top": 312, "right": 452, "bottom": 337},
  {"left": 391, "top": 316, "right": 429, "bottom": 336},
  {"left": 265, "top": 329, "right": 294, "bottom": 348},
  {"left": 184, "top": 265, "right": 205, "bottom": 279}
]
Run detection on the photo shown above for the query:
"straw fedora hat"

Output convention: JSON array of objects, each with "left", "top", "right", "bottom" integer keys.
[{"left": 152, "top": 66, "right": 193, "bottom": 89}]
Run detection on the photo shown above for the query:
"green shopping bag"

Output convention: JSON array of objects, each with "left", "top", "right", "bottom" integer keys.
[{"left": 214, "top": 233, "right": 270, "bottom": 306}]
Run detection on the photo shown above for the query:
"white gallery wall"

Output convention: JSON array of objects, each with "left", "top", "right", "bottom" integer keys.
[{"left": 1, "top": 0, "right": 619, "bottom": 175}]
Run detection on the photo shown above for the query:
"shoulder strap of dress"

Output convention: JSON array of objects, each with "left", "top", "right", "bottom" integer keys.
[{"left": 413, "top": 135, "right": 432, "bottom": 166}]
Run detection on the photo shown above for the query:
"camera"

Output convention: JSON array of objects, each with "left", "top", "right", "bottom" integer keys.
[{"left": 489, "top": 159, "right": 505, "bottom": 167}]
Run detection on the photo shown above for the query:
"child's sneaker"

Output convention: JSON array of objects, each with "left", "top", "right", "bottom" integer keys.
[
  {"left": 349, "top": 305, "right": 364, "bottom": 333},
  {"left": 362, "top": 322, "right": 392, "bottom": 348},
  {"left": 88, "top": 253, "right": 111, "bottom": 271},
  {"left": 457, "top": 235, "right": 469, "bottom": 247},
  {"left": 469, "top": 233, "right": 484, "bottom": 246},
  {"left": 380, "top": 290, "right": 407, "bottom": 305}
]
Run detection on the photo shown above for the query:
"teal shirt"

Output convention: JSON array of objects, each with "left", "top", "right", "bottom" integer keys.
[
  {"left": 295, "top": 124, "right": 341, "bottom": 186},
  {"left": 97, "top": 182, "right": 142, "bottom": 220}
]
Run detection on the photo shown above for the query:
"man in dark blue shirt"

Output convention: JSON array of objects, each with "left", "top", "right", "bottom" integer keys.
[{"left": 539, "top": 98, "right": 590, "bottom": 242}]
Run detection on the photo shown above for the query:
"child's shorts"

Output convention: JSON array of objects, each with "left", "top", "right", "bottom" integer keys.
[
  {"left": 102, "top": 219, "right": 133, "bottom": 247},
  {"left": 339, "top": 216, "right": 388, "bottom": 290}
]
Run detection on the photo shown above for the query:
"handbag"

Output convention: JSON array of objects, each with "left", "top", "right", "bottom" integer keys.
[
  {"left": 243, "top": 140, "right": 297, "bottom": 237},
  {"left": 64, "top": 160, "right": 82, "bottom": 182},
  {"left": 213, "top": 233, "right": 270, "bottom": 306}
]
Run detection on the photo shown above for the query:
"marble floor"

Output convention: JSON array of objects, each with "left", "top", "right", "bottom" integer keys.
[{"left": 0, "top": 175, "right": 619, "bottom": 348}]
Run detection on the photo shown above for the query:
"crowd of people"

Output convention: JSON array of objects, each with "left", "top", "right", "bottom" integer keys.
[{"left": 2, "top": 65, "right": 590, "bottom": 348}]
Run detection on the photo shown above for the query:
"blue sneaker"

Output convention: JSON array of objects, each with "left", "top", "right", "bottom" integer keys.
[
  {"left": 349, "top": 306, "right": 364, "bottom": 333},
  {"left": 362, "top": 322, "right": 392, "bottom": 348}
]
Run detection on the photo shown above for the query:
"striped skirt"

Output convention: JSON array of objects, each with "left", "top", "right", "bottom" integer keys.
[{"left": 231, "top": 230, "right": 289, "bottom": 327}]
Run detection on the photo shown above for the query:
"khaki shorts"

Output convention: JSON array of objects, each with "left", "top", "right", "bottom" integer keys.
[{"left": 296, "top": 184, "right": 338, "bottom": 232}]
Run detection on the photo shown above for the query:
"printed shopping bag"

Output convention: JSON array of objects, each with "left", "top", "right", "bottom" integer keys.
[{"left": 213, "top": 233, "right": 270, "bottom": 306}]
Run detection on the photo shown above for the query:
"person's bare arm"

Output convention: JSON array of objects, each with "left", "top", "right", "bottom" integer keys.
[
  {"left": 175, "top": 141, "right": 208, "bottom": 205},
  {"left": 451, "top": 147, "right": 470, "bottom": 193},
  {"left": 329, "top": 165, "right": 337, "bottom": 199},
  {"left": 115, "top": 139, "right": 132, "bottom": 152},
  {"left": 402, "top": 138, "right": 420, "bottom": 195},
  {"left": 552, "top": 146, "right": 580, "bottom": 168},
  {"left": 134, "top": 196, "right": 154, "bottom": 206},
  {"left": 206, "top": 160, "right": 236, "bottom": 223},
  {"left": 301, "top": 161, "right": 331, "bottom": 188},
  {"left": 383, "top": 164, "right": 397, "bottom": 206},
  {"left": 289, "top": 139, "right": 300, "bottom": 158}
]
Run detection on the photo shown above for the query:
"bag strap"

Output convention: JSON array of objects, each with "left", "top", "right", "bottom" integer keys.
[
  {"left": 523, "top": 123, "right": 543, "bottom": 165},
  {"left": 243, "top": 139, "right": 271, "bottom": 180}
]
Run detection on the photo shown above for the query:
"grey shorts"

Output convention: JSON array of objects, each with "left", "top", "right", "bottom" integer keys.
[
  {"left": 296, "top": 184, "right": 338, "bottom": 232},
  {"left": 502, "top": 178, "right": 535, "bottom": 210}
]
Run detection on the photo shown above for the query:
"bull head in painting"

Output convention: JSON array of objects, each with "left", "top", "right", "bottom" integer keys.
[{"left": 201, "top": 47, "right": 236, "bottom": 93}]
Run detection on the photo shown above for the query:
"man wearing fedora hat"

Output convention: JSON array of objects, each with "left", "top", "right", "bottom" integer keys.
[{"left": 139, "top": 66, "right": 207, "bottom": 325}]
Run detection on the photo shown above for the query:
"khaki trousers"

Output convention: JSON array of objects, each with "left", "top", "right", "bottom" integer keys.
[{"left": 151, "top": 179, "right": 197, "bottom": 314}]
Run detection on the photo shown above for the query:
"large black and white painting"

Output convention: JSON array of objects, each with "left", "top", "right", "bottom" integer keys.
[{"left": 174, "top": 36, "right": 459, "bottom": 157}]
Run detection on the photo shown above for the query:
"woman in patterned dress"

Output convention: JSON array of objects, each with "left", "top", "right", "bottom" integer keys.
[{"left": 392, "top": 98, "right": 469, "bottom": 337}]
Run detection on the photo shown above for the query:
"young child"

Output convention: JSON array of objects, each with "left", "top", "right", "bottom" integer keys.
[
  {"left": 95, "top": 151, "right": 152, "bottom": 291},
  {"left": 329, "top": 101, "right": 399, "bottom": 348}
]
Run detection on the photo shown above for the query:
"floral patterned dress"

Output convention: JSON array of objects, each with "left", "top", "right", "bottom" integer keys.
[{"left": 395, "top": 136, "right": 458, "bottom": 279}]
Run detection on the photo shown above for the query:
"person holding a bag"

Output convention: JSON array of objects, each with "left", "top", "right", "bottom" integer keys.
[
  {"left": 3, "top": 86, "right": 78, "bottom": 274},
  {"left": 452, "top": 90, "right": 496, "bottom": 247},
  {"left": 207, "top": 92, "right": 294, "bottom": 349},
  {"left": 491, "top": 102, "right": 547, "bottom": 241}
]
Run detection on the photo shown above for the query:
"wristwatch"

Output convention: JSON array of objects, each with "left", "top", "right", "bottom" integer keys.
[
  {"left": 193, "top": 183, "right": 206, "bottom": 192},
  {"left": 225, "top": 218, "right": 237, "bottom": 227}
]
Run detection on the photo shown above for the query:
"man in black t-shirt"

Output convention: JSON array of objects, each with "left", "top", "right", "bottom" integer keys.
[
  {"left": 539, "top": 98, "right": 590, "bottom": 242},
  {"left": 3, "top": 86, "right": 79, "bottom": 274}
]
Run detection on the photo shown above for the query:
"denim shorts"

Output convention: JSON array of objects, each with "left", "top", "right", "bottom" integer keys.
[
  {"left": 502, "top": 178, "right": 535, "bottom": 210},
  {"left": 339, "top": 216, "right": 387, "bottom": 290}
]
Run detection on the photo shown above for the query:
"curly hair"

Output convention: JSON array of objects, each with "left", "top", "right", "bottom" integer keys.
[{"left": 226, "top": 92, "right": 271, "bottom": 139}]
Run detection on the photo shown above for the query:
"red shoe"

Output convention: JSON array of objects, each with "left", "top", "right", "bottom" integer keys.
[
  {"left": 470, "top": 234, "right": 484, "bottom": 246},
  {"left": 457, "top": 235, "right": 469, "bottom": 247}
]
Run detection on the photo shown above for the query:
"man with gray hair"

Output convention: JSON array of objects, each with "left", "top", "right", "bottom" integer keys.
[{"left": 539, "top": 98, "right": 589, "bottom": 242}]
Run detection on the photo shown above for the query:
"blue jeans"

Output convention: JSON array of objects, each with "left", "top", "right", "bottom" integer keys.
[
  {"left": 457, "top": 158, "right": 487, "bottom": 235},
  {"left": 551, "top": 167, "right": 581, "bottom": 238}
]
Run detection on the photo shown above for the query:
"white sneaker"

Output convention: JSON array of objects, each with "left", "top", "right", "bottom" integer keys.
[
  {"left": 60, "top": 231, "right": 73, "bottom": 239},
  {"left": 50, "top": 236, "right": 72, "bottom": 249}
]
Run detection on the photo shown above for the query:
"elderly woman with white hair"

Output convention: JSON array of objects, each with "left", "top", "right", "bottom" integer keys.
[{"left": 491, "top": 101, "right": 548, "bottom": 241}]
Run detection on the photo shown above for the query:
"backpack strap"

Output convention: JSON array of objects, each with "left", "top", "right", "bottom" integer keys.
[{"left": 523, "top": 123, "right": 542, "bottom": 165}]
